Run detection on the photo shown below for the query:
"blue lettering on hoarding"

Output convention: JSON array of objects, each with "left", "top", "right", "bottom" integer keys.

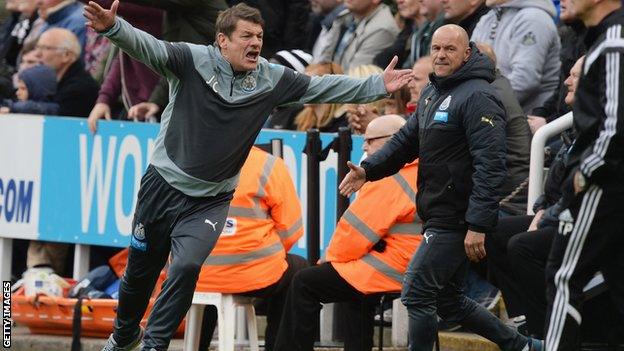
[
  {"left": 17, "top": 181, "right": 33, "bottom": 223},
  {"left": 0, "top": 178, "right": 34, "bottom": 223},
  {"left": 79, "top": 134, "right": 150, "bottom": 235}
]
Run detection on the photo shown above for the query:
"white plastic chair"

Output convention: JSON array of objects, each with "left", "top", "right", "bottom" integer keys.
[{"left": 183, "top": 292, "right": 259, "bottom": 351}]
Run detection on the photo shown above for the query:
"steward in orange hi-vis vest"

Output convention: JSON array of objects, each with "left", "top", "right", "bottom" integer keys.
[
  {"left": 326, "top": 160, "right": 422, "bottom": 294},
  {"left": 196, "top": 146, "right": 308, "bottom": 351},
  {"left": 195, "top": 146, "right": 304, "bottom": 293},
  {"left": 274, "top": 115, "right": 422, "bottom": 351}
]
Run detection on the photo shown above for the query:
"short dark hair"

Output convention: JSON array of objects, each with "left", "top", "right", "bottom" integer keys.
[{"left": 215, "top": 3, "right": 264, "bottom": 42}]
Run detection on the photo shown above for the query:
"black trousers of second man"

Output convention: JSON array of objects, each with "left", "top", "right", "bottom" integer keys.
[
  {"left": 401, "top": 227, "right": 529, "bottom": 351},
  {"left": 273, "top": 262, "right": 382, "bottom": 351}
]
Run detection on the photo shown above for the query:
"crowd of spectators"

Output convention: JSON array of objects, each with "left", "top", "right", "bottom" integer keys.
[{"left": 1, "top": 0, "right": 623, "bottom": 347}]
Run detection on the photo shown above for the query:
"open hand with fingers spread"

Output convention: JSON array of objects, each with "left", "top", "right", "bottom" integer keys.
[
  {"left": 338, "top": 161, "right": 367, "bottom": 197},
  {"left": 382, "top": 55, "right": 415, "bottom": 93},
  {"left": 84, "top": 0, "right": 119, "bottom": 33}
]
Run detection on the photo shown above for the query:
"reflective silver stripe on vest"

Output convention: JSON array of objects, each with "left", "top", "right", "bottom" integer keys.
[
  {"left": 204, "top": 241, "right": 283, "bottom": 265},
  {"left": 278, "top": 218, "right": 303, "bottom": 241},
  {"left": 343, "top": 209, "right": 380, "bottom": 244},
  {"left": 256, "top": 154, "right": 276, "bottom": 199},
  {"left": 227, "top": 206, "right": 269, "bottom": 219},
  {"left": 392, "top": 172, "right": 416, "bottom": 201},
  {"left": 361, "top": 254, "right": 403, "bottom": 284},
  {"left": 388, "top": 222, "right": 422, "bottom": 235}
]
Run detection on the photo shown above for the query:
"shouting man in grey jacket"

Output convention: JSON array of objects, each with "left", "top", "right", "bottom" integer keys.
[
  {"left": 471, "top": 0, "right": 561, "bottom": 114},
  {"left": 84, "top": 2, "right": 414, "bottom": 350}
]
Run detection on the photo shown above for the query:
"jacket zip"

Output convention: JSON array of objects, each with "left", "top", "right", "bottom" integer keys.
[
  {"left": 230, "top": 76, "right": 236, "bottom": 97},
  {"left": 422, "top": 91, "right": 446, "bottom": 125}
]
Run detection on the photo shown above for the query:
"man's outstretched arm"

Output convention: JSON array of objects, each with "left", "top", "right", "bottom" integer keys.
[{"left": 296, "top": 56, "right": 414, "bottom": 105}]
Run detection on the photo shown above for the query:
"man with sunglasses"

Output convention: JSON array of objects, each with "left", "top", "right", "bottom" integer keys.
[{"left": 274, "top": 114, "right": 422, "bottom": 351}]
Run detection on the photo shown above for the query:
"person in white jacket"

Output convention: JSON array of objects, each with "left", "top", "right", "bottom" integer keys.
[{"left": 471, "top": 0, "right": 560, "bottom": 114}]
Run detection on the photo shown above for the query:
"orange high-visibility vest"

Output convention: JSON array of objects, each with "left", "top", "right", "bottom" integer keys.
[
  {"left": 325, "top": 161, "right": 421, "bottom": 294},
  {"left": 195, "top": 147, "right": 303, "bottom": 293}
]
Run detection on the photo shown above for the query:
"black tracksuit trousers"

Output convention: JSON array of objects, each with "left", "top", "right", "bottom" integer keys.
[
  {"left": 545, "top": 185, "right": 624, "bottom": 350},
  {"left": 112, "top": 165, "right": 233, "bottom": 350}
]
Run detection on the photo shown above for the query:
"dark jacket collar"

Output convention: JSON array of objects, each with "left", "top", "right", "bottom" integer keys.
[
  {"left": 459, "top": 4, "right": 490, "bottom": 37},
  {"left": 584, "top": 6, "right": 624, "bottom": 48},
  {"left": 59, "top": 60, "right": 84, "bottom": 84},
  {"left": 429, "top": 42, "right": 496, "bottom": 92}
]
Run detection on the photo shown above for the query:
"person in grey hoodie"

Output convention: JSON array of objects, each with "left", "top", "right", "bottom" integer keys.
[{"left": 471, "top": 0, "right": 561, "bottom": 114}]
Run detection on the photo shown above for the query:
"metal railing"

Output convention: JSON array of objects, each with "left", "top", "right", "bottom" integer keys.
[{"left": 527, "top": 112, "right": 573, "bottom": 214}]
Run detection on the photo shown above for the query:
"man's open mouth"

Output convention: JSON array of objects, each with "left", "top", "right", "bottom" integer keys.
[{"left": 246, "top": 51, "right": 259, "bottom": 62}]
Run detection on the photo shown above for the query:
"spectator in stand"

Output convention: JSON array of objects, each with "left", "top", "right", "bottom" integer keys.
[
  {"left": 36, "top": 0, "right": 87, "bottom": 50},
  {"left": 274, "top": 114, "right": 422, "bottom": 351},
  {"left": 383, "top": 85, "right": 411, "bottom": 116},
  {"left": 476, "top": 43, "right": 531, "bottom": 216},
  {"left": 471, "top": 0, "right": 561, "bottom": 114},
  {"left": 0, "top": 0, "right": 21, "bottom": 50},
  {"left": 442, "top": 0, "right": 490, "bottom": 37},
  {"left": 314, "top": 0, "right": 399, "bottom": 72},
  {"left": 0, "top": 0, "right": 39, "bottom": 99},
  {"left": 0, "top": 64, "right": 58, "bottom": 114},
  {"left": 486, "top": 56, "right": 584, "bottom": 339},
  {"left": 294, "top": 62, "right": 348, "bottom": 132},
  {"left": 307, "top": 0, "right": 345, "bottom": 59},
  {"left": 4, "top": 41, "right": 41, "bottom": 98},
  {"left": 526, "top": 0, "right": 586, "bottom": 134},
  {"left": 0, "top": 0, "right": 38, "bottom": 70},
  {"left": 407, "top": 55, "right": 432, "bottom": 107},
  {"left": 410, "top": 0, "right": 446, "bottom": 59},
  {"left": 15, "top": 40, "right": 40, "bottom": 73},
  {"left": 373, "top": 0, "right": 425, "bottom": 68},
  {"left": 228, "top": 0, "right": 310, "bottom": 59},
  {"left": 35, "top": 27, "right": 98, "bottom": 117},
  {"left": 345, "top": 64, "right": 385, "bottom": 134},
  {"left": 86, "top": 2, "right": 163, "bottom": 132}
]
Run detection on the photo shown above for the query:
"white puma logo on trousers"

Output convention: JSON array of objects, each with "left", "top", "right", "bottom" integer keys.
[
  {"left": 205, "top": 219, "right": 218, "bottom": 231},
  {"left": 424, "top": 233, "right": 433, "bottom": 244}
]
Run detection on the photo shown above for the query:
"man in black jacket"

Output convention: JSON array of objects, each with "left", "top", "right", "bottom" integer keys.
[
  {"left": 340, "top": 24, "right": 541, "bottom": 351},
  {"left": 35, "top": 27, "right": 98, "bottom": 117},
  {"left": 544, "top": 1, "right": 624, "bottom": 350}
]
